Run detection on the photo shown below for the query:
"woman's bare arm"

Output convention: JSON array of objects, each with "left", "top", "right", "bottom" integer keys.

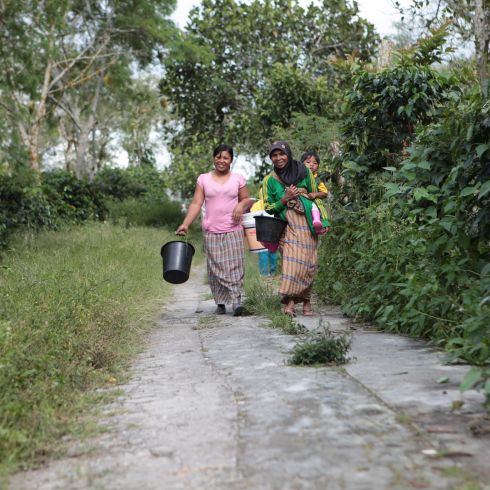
[{"left": 175, "top": 184, "right": 205, "bottom": 235}]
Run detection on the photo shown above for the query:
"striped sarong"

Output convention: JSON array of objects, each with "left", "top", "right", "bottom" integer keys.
[
  {"left": 204, "top": 229, "right": 245, "bottom": 305},
  {"left": 279, "top": 209, "right": 318, "bottom": 304}
]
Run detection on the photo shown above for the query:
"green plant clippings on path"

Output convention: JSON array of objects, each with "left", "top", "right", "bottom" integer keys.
[{"left": 289, "top": 326, "right": 352, "bottom": 367}]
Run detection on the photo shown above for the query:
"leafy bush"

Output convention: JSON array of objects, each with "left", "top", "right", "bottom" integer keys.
[
  {"left": 386, "top": 85, "right": 490, "bottom": 244},
  {"left": 0, "top": 166, "right": 179, "bottom": 250},
  {"left": 93, "top": 166, "right": 168, "bottom": 201},
  {"left": 312, "top": 30, "right": 489, "bottom": 404},
  {"left": 106, "top": 197, "right": 184, "bottom": 228},
  {"left": 338, "top": 29, "right": 464, "bottom": 203},
  {"left": 387, "top": 85, "right": 490, "bottom": 402},
  {"left": 317, "top": 200, "right": 488, "bottom": 335},
  {"left": 341, "top": 64, "right": 456, "bottom": 177},
  {"left": 316, "top": 86, "right": 490, "bottom": 403},
  {"left": 41, "top": 170, "right": 107, "bottom": 223},
  {"left": 0, "top": 169, "right": 110, "bottom": 250},
  {"left": 0, "top": 169, "right": 55, "bottom": 248}
]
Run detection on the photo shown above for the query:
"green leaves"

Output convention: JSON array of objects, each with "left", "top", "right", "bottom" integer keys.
[
  {"left": 161, "top": 0, "right": 379, "bottom": 182},
  {"left": 340, "top": 59, "right": 456, "bottom": 184},
  {"left": 316, "top": 80, "right": 490, "bottom": 407},
  {"left": 413, "top": 187, "right": 437, "bottom": 202},
  {"left": 479, "top": 181, "right": 490, "bottom": 199},
  {"left": 460, "top": 186, "right": 478, "bottom": 197},
  {"left": 476, "top": 144, "right": 489, "bottom": 157},
  {"left": 460, "top": 367, "right": 483, "bottom": 392}
]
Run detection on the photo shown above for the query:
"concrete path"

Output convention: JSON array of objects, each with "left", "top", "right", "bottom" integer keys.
[{"left": 10, "top": 265, "right": 490, "bottom": 490}]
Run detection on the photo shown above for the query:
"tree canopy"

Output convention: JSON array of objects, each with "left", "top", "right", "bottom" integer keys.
[{"left": 160, "top": 0, "right": 378, "bottom": 159}]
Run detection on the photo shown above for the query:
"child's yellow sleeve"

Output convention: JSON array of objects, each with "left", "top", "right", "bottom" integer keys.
[
  {"left": 250, "top": 200, "right": 264, "bottom": 212},
  {"left": 318, "top": 181, "right": 328, "bottom": 193}
]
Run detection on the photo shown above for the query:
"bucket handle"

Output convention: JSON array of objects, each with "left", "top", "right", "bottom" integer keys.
[{"left": 177, "top": 235, "right": 190, "bottom": 246}]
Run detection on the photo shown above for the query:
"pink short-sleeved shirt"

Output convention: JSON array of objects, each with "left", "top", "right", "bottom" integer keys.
[{"left": 197, "top": 171, "right": 246, "bottom": 233}]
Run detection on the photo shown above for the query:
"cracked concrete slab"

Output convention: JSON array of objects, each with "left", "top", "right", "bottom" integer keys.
[{"left": 9, "top": 265, "right": 490, "bottom": 490}]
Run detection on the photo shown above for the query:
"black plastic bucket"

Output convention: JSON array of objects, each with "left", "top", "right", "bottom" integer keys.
[
  {"left": 160, "top": 241, "right": 195, "bottom": 284},
  {"left": 254, "top": 216, "right": 287, "bottom": 243}
]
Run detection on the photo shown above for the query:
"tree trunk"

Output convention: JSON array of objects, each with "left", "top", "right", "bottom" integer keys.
[
  {"left": 75, "top": 126, "right": 92, "bottom": 179},
  {"left": 73, "top": 71, "right": 104, "bottom": 179},
  {"left": 24, "top": 59, "right": 53, "bottom": 172},
  {"left": 474, "top": 0, "right": 490, "bottom": 87}
]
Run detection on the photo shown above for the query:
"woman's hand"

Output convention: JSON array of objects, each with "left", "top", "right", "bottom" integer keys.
[
  {"left": 232, "top": 203, "right": 245, "bottom": 223},
  {"left": 284, "top": 185, "right": 301, "bottom": 201},
  {"left": 175, "top": 224, "right": 188, "bottom": 236}
]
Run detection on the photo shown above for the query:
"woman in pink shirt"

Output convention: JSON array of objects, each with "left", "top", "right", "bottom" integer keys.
[{"left": 176, "top": 144, "right": 252, "bottom": 316}]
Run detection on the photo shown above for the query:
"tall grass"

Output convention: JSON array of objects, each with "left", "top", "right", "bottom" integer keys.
[
  {"left": 243, "top": 253, "right": 306, "bottom": 335},
  {"left": 0, "top": 223, "right": 197, "bottom": 475}
]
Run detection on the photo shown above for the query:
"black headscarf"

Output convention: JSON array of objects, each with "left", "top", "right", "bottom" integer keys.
[{"left": 269, "top": 140, "right": 307, "bottom": 186}]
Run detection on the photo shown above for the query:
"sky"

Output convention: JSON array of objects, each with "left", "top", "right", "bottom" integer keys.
[{"left": 171, "top": 0, "right": 413, "bottom": 36}]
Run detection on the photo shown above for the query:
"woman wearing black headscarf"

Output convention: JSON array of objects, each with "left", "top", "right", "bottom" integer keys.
[{"left": 262, "top": 141, "right": 330, "bottom": 316}]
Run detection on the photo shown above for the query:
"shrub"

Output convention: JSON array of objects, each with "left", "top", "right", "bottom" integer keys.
[
  {"left": 338, "top": 29, "right": 464, "bottom": 202},
  {"left": 93, "top": 166, "right": 168, "bottom": 201},
  {"left": 41, "top": 170, "right": 107, "bottom": 223},
  {"left": 0, "top": 169, "right": 55, "bottom": 248},
  {"left": 341, "top": 64, "right": 455, "bottom": 175},
  {"left": 106, "top": 197, "right": 184, "bottom": 228}
]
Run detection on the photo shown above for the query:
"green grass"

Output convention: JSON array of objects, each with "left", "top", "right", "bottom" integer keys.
[
  {"left": 0, "top": 222, "right": 200, "bottom": 476},
  {"left": 243, "top": 253, "right": 306, "bottom": 336},
  {"left": 244, "top": 253, "right": 351, "bottom": 361}
]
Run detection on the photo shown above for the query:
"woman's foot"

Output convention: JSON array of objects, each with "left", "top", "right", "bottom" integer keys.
[
  {"left": 302, "top": 301, "right": 316, "bottom": 316},
  {"left": 283, "top": 300, "right": 296, "bottom": 317},
  {"left": 232, "top": 303, "right": 244, "bottom": 316}
]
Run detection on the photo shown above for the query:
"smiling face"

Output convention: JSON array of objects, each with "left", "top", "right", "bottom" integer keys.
[
  {"left": 270, "top": 149, "right": 288, "bottom": 169},
  {"left": 213, "top": 150, "right": 233, "bottom": 173}
]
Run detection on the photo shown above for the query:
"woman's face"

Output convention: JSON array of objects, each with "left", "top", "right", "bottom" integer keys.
[
  {"left": 270, "top": 149, "right": 288, "bottom": 169},
  {"left": 214, "top": 151, "right": 233, "bottom": 172}
]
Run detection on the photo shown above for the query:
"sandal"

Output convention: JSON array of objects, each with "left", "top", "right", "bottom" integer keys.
[
  {"left": 302, "top": 309, "right": 317, "bottom": 316},
  {"left": 302, "top": 301, "right": 316, "bottom": 316}
]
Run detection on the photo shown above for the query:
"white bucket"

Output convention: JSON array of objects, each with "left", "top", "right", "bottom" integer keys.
[{"left": 242, "top": 211, "right": 267, "bottom": 253}]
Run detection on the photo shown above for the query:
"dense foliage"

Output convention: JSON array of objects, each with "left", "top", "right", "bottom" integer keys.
[
  {"left": 0, "top": 169, "right": 106, "bottom": 248},
  {"left": 0, "top": 166, "right": 183, "bottom": 249},
  {"left": 339, "top": 28, "right": 460, "bottom": 188},
  {"left": 341, "top": 65, "right": 456, "bottom": 174},
  {"left": 313, "top": 43, "right": 490, "bottom": 404}
]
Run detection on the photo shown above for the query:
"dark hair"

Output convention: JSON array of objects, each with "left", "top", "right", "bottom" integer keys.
[
  {"left": 213, "top": 144, "right": 234, "bottom": 160},
  {"left": 300, "top": 151, "right": 320, "bottom": 165}
]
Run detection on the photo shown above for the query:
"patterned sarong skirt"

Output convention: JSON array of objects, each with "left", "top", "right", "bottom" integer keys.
[
  {"left": 279, "top": 210, "right": 318, "bottom": 304},
  {"left": 204, "top": 229, "right": 244, "bottom": 305}
]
